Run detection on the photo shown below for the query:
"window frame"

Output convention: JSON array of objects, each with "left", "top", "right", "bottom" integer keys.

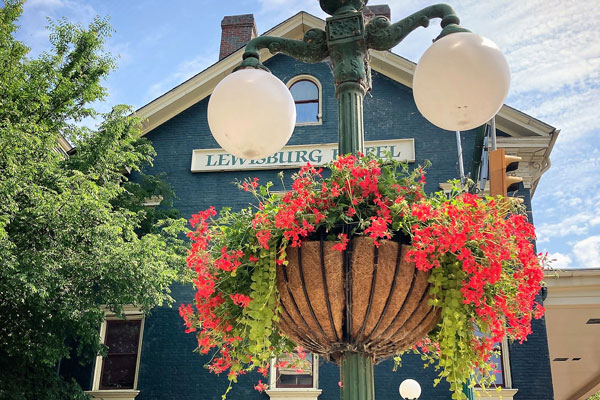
[
  {"left": 86, "top": 306, "right": 145, "bottom": 400},
  {"left": 98, "top": 319, "right": 143, "bottom": 390},
  {"left": 273, "top": 352, "right": 316, "bottom": 389},
  {"left": 287, "top": 75, "right": 323, "bottom": 126},
  {"left": 499, "top": 337, "right": 513, "bottom": 388},
  {"left": 472, "top": 337, "right": 518, "bottom": 400},
  {"left": 472, "top": 336, "right": 513, "bottom": 388},
  {"left": 267, "top": 352, "right": 321, "bottom": 399}
]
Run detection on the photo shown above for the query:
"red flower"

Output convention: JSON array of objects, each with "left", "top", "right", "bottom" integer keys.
[
  {"left": 257, "top": 365, "right": 269, "bottom": 377},
  {"left": 254, "top": 380, "right": 268, "bottom": 392},
  {"left": 230, "top": 293, "right": 251, "bottom": 308},
  {"left": 295, "top": 346, "right": 306, "bottom": 359},
  {"left": 256, "top": 230, "right": 271, "bottom": 249},
  {"left": 332, "top": 233, "right": 349, "bottom": 252}
]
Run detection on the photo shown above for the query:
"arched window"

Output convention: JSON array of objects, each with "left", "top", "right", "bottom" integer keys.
[{"left": 287, "top": 75, "right": 322, "bottom": 125}]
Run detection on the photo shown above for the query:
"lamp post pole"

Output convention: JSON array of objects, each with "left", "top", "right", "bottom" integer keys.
[
  {"left": 235, "top": 4, "right": 468, "bottom": 398},
  {"left": 211, "top": 1, "right": 509, "bottom": 399}
]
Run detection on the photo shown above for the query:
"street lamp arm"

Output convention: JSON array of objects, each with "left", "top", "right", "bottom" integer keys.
[
  {"left": 365, "top": 4, "right": 469, "bottom": 51},
  {"left": 235, "top": 28, "right": 329, "bottom": 72}
]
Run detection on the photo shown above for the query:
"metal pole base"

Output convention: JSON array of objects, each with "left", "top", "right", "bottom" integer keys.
[{"left": 340, "top": 352, "right": 375, "bottom": 400}]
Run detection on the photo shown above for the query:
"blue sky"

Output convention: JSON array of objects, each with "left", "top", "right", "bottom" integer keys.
[{"left": 15, "top": 0, "right": 600, "bottom": 269}]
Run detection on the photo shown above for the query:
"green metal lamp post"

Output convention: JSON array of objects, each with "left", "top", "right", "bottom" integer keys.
[{"left": 207, "top": 1, "right": 510, "bottom": 399}]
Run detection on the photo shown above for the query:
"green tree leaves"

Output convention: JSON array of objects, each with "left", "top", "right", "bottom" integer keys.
[{"left": 0, "top": 1, "right": 188, "bottom": 398}]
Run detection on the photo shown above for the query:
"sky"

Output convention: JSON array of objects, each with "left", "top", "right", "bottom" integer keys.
[{"left": 14, "top": 0, "right": 600, "bottom": 269}]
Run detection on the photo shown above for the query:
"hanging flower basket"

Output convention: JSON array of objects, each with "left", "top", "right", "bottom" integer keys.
[
  {"left": 180, "top": 154, "right": 547, "bottom": 399},
  {"left": 278, "top": 236, "right": 440, "bottom": 362}
]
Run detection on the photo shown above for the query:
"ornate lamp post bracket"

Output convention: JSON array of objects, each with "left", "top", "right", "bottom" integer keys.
[
  {"left": 234, "top": 28, "right": 329, "bottom": 72},
  {"left": 365, "top": 4, "right": 469, "bottom": 51},
  {"left": 235, "top": 1, "right": 470, "bottom": 156}
]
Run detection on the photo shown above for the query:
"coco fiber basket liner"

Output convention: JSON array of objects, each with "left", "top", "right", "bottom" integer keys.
[{"left": 276, "top": 236, "right": 440, "bottom": 363}]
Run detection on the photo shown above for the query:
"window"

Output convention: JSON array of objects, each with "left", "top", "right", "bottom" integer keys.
[
  {"left": 473, "top": 332, "right": 518, "bottom": 400},
  {"left": 287, "top": 76, "right": 322, "bottom": 125},
  {"left": 275, "top": 352, "right": 315, "bottom": 388},
  {"left": 489, "top": 342, "right": 506, "bottom": 386},
  {"left": 268, "top": 351, "right": 321, "bottom": 399},
  {"left": 99, "top": 320, "right": 142, "bottom": 389},
  {"left": 473, "top": 330, "right": 512, "bottom": 388},
  {"left": 86, "top": 307, "right": 144, "bottom": 400}
]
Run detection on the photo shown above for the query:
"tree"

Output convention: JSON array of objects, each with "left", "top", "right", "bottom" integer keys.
[{"left": 0, "top": 1, "right": 189, "bottom": 398}]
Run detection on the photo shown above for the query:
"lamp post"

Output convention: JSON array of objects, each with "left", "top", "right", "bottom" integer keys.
[
  {"left": 208, "top": 1, "right": 510, "bottom": 399},
  {"left": 208, "top": 0, "right": 509, "bottom": 161}
]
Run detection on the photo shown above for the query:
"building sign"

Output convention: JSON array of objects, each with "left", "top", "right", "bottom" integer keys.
[{"left": 191, "top": 139, "right": 415, "bottom": 172}]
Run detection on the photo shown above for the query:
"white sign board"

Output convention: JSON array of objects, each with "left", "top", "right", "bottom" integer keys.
[{"left": 191, "top": 139, "right": 415, "bottom": 172}]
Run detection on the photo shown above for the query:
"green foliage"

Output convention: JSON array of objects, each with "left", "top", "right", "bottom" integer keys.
[
  {"left": 0, "top": 1, "right": 188, "bottom": 398},
  {"left": 589, "top": 391, "right": 600, "bottom": 400}
]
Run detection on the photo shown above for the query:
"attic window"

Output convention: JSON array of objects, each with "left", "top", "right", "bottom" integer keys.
[{"left": 288, "top": 75, "right": 322, "bottom": 125}]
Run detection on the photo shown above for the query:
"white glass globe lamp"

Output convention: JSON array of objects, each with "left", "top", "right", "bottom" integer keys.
[
  {"left": 413, "top": 32, "right": 510, "bottom": 131},
  {"left": 399, "top": 378, "right": 421, "bottom": 400},
  {"left": 208, "top": 68, "right": 296, "bottom": 160}
]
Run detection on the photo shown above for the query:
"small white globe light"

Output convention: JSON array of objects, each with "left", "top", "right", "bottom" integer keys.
[
  {"left": 413, "top": 32, "right": 510, "bottom": 131},
  {"left": 399, "top": 379, "right": 421, "bottom": 400},
  {"left": 208, "top": 68, "right": 296, "bottom": 160}
]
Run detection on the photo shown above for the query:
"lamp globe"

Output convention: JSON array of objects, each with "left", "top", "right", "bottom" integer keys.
[
  {"left": 208, "top": 68, "right": 296, "bottom": 160},
  {"left": 399, "top": 379, "right": 421, "bottom": 400},
  {"left": 413, "top": 32, "right": 510, "bottom": 131}
]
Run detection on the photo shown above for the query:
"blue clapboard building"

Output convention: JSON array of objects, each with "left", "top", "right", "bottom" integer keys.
[{"left": 78, "top": 8, "right": 559, "bottom": 400}]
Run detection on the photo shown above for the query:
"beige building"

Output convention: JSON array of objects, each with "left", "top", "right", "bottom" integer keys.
[{"left": 545, "top": 269, "right": 600, "bottom": 399}]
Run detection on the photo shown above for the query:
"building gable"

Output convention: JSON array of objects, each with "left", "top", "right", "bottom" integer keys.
[{"left": 135, "top": 11, "right": 557, "bottom": 197}]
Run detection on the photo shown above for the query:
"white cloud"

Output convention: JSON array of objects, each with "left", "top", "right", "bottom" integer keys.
[
  {"left": 144, "top": 53, "right": 217, "bottom": 104},
  {"left": 18, "top": 0, "right": 98, "bottom": 57},
  {"left": 258, "top": 0, "right": 323, "bottom": 19},
  {"left": 573, "top": 236, "right": 600, "bottom": 268},
  {"left": 106, "top": 40, "right": 132, "bottom": 68},
  {"left": 536, "top": 209, "right": 599, "bottom": 243},
  {"left": 547, "top": 252, "right": 572, "bottom": 270},
  {"left": 26, "top": 0, "right": 66, "bottom": 8}
]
